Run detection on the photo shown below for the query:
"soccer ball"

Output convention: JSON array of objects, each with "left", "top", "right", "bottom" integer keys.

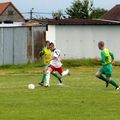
[{"left": 28, "top": 84, "right": 35, "bottom": 90}]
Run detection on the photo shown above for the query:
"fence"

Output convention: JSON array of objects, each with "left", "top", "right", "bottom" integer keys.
[{"left": 0, "top": 26, "right": 46, "bottom": 65}]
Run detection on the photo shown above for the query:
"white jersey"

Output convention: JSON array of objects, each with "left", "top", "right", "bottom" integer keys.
[{"left": 50, "top": 49, "right": 62, "bottom": 68}]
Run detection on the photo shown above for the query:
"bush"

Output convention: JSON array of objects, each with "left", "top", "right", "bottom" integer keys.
[
  {"left": 0, "top": 59, "right": 120, "bottom": 69},
  {"left": 62, "top": 58, "right": 100, "bottom": 67}
]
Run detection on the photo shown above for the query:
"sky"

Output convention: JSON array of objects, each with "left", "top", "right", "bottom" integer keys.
[{"left": 1, "top": 0, "right": 120, "bottom": 18}]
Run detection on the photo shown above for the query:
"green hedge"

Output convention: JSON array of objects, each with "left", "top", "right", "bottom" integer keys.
[
  {"left": 62, "top": 59, "right": 100, "bottom": 67},
  {"left": 0, "top": 59, "right": 120, "bottom": 69}
]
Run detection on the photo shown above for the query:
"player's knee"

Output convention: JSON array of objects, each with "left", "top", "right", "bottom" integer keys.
[
  {"left": 46, "top": 70, "right": 50, "bottom": 75},
  {"left": 43, "top": 67, "right": 47, "bottom": 73},
  {"left": 43, "top": 69, "right": 46, "bottom": 73},
  {"left": 95, "top": 73, "right": 99, "bottom": 77},
  {"left": 106, "top": 77, "right": 111, "bottom": 81}
]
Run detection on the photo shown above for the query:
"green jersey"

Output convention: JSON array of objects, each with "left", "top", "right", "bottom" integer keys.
[{"left": 100, "top": 48, "right": 114, "bottom": 65}]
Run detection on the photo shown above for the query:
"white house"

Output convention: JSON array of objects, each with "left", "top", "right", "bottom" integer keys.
[{"left": 45, "top": 19, "right": 120, "bottom": 60}]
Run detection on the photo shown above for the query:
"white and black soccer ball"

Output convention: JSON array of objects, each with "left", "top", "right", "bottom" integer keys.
[{"left": 28, "top": 84, "right": 35, "bottom": 90}]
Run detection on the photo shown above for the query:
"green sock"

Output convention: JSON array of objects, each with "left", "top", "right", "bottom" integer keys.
[
  {"left": 109, "top": 80, "right": 119, "bottom": 88},
  {"left": 52, "top": 72, "right": 62, "bottom": 83},
  {"left": 41, "top": 73, "right": 46, "bottom": 82},
  {"left": 97, "top": 75, "right": 108, "bottom": 82},
  {"left": 52, "top": 72, "right": 62, "bottom": 79}
]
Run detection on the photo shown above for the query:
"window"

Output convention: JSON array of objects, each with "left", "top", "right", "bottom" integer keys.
[
  {"left": 8, "top": 10, "right": 14, "bottom": 16},
  {"left": 4, "top": 20, "right": 13, "bottom": 24}
]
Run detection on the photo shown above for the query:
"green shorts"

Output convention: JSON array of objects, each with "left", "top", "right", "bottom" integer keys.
[{"left": 99, "top": 64, "right": 112, "bottom": 77}]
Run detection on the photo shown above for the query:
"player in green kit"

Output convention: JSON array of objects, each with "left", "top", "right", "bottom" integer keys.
[
  {"left": 38, "top": 41, "right": 62, "bottom": 86},
  {"left": 96, "top": 41, "right": 120, "bottom": 90}
]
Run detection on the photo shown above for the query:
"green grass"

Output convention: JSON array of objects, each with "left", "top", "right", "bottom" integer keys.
[{"left": 0, "top": 65, "right": 120, "bottom": 120}]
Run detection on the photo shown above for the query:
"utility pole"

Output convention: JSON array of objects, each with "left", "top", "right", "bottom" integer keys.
[{"left": 30, "top": 8, "right": 34, "bottom": 20}]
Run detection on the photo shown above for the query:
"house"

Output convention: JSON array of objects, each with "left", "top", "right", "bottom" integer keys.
[
  {"left": 0, "top": 2, "right": 47, "bottom": 65},
  {"left": 0, "top": 2, "right": 25, "bottom": 26},
  {"left": 44, "top": 18, "right": 120, "bottom": 60},
  {"left": 42, "top": 4, "right": 120, "bottom": 61},
  {"left": 100, "top": 4, "right": 120, "bottom": 22}
]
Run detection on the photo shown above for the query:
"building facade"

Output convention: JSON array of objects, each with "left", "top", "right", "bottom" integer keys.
[
  {"left": 0, "top": 2, "right": 25, "bottom": 25},
  {"left": 46, "top": 19, "right": 120, "bottom": 60}
]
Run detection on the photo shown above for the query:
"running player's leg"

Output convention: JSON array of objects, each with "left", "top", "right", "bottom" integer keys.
[
  {"left": 105, "top": 64, "right": 119, "bottom": 89},
  {"left": 45, "top": 65, "right": 54, "bottom": 87},
  {"left": 107, "top": 77, "right": 119, "bottom": 89},
  {"left": 39, "top": 64, "right": 49, "bottom": 86},
  {"left": 62, "top": 69, "right": 69, "bottom": 76},
  {"left": 52, "top": 72, "right": 62, "bottom": 83},
  {"left": 96, "top": 67, "right": 109, "bottom": 87}
]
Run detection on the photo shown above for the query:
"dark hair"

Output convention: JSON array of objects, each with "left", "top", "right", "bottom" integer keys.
[
  {"left": 98, "top": 41, "right": 104, "bottom": 47},
  {"left": 49, "top": 42, "right": 54, "bottom": 46},
  {"left": 45, "top": 41, "right": 50, "bottom": 47},
  {"left": 46, "top": 40, "right": 50, "bottom": 44}
]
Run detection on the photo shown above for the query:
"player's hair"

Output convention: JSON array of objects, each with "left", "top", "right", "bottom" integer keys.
[
  {"left": 45, "top": 40, "right": 50, "bottom": 45},
  {"left": 98, "top": 41, "right": 104, "bottom": 47},
  {"left": 44, "top": 40, "right": 50, "bottom": 47},
  {"left": 49, "top": 42, "right": 54, "bottom": 46}
]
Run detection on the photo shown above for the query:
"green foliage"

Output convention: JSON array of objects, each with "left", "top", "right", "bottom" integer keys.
[
  {"left": 65, "top": 0, "right": 93, "bottom": 19},
  {"left": 1, "top": 59, "right": 120, "bottom": 69},
  {"left": 64, "top": 0, "right": 108, "bottom": 19},
  {"left": 52, "top": 10, "right": 65, "bottom": 19},
  {"left": 0, "top": 62, "right": 43, "bottom": 69},
  {"left": 62, "top": 58, "right": 100, "bottom": 67},
  {"left": 50, "top": 0, "right": 108, "bottom": 19},
  {"left": 90, "top": 8, "right": 108, "bottom": 18},
  {"left": 62, "top": 59, "right": 120, "bottom": 67},
  {"left": 0, "top": 59, "right": 99, "bottom": 69}
]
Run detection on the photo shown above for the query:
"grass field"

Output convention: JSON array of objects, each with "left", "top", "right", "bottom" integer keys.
[{"left": 0, "top": 65, "right": 120, "bottom": 120}]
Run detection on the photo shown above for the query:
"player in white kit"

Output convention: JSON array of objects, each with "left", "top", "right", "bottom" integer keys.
[{"left": 44, "top": 42, "right": 69, "bottom": 87}]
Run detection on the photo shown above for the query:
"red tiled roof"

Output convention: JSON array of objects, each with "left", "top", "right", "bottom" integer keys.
[
  {"left": 41, "top": 19, "right": 120, "bottom": 25},
  {"left": 100, "top": 5, "right": 120, "bottom": 21},
  {"left": 0, "top": 2, "right": 10, "bottom": 15},
  {"left": 0, "top": 2, "right": 24, "bottom": 20}
]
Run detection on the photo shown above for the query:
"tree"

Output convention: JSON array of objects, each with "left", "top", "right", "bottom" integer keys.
[
  {"left": 52, "top": 10, "right": 65, "bottom": 19},
  {"left": 90, "top": 8, "right": 108, "bottom": 19},
  {"left": 51, "top": 0, "right": 108, "bottom": 19},
  {"left": 65, "top": 0, "right": 93, "bottom": 19}
]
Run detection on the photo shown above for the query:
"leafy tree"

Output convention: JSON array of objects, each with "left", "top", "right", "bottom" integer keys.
[
  {"left": 52, "top": 10, "right": 65, "bottom": 19},
  {"left": 90, "top": 8, "right": 108, "bottom": 19},
  {"left": 52, "top": 0, "right": 108, "bottom": 19},
  {"left": 65, "top": 0, "right": 93, "bottom": 19}
]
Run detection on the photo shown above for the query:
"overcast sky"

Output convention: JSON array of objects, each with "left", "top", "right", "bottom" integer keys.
[{"left": 1, "top": 0, "right": 120, "bottom": 18}]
